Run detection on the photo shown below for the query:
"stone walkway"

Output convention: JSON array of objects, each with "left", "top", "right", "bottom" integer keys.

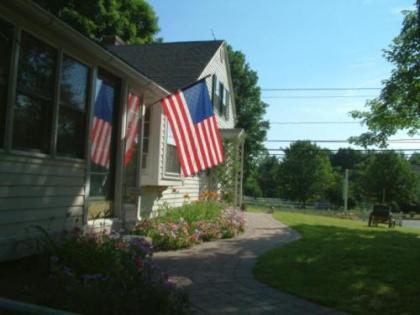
[{"left": 154, "top": 212, "right": 343, "bottom": 314}]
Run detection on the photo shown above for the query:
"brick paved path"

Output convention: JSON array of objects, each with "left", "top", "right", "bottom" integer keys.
[{"left": 154, "top": 212, "right": 343, "bottom": 314}]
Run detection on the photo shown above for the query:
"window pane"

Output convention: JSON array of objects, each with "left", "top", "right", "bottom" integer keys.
[
  {"left": 13, "top": 94, "right": 52, "bottom": 153},
  {"left": 166, "top": 144, "right": 180, "bottom": 174},
  {"left": 0, "top": 19, "right": 13, "bottom": 147},
  {"left": 60, "top": 55, "right": 89, "bottom": 110},
  {"left": 13, "top": 32, "right": 56, "bottom": 152},
  {"left": 57, "top": 55, "right": 89, "bottom": 158},
  {"left": 165, "top": 122, "right": 180, "bottom": 174},
  {"left": 89, "top": 70, "right": 119, "bottom": 198},
  {"left": 57, "top": 106, "right": 85, "bottom": 158},
  {"left": 17, "top": 32, "right": 56, "bottom": 98}
]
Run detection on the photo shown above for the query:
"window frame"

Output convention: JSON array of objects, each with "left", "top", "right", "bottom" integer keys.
[
  {"left": 0, "top": 21, "right": 93, "bottom": 162},
  {"left": 12, "top": 30, "right": 58, "bottom": 155},
  {"left": 0, "top": 17, "right": 14, "bottom": 150},
  {"left": 56, "top": 53, "right": 91, "bottom": 159},
  {"left": 163, "top": 117, "right": 181, "bottom": 178}
]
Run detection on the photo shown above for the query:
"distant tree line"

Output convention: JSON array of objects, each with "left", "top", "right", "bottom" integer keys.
[{"left": 245, "top": 141, "right": 420, "bottom": 212}]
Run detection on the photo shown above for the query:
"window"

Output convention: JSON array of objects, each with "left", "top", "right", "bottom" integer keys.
[
  {"left": 89, "top": 69, "right": 120, "bottom": 199},
  {"left": 13, "top": 32, "right": 56, "bottom": 153},
  {"left": 57, "top": 55, "right": 89, "bottom": 158},
  {"left": 141, "top": 106, "right": 151, "bottom": 169},
  {"left": 212, "top": 74, "right": 220, "bottom": 110},
  {"left": 165, "top": 120, "right": 180, "bottom": 174},
  {"left": 218, "top": 81, "right": 224, "bottom": 114},
  {"left": 0, "top": 19, "right": 13, "bottom": 148},
  {"left": 224, "top": 88, "right": 230, "bottom": 119}
]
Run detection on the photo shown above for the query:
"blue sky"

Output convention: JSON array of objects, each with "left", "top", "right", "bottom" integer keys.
[{"left": 148, "top": 0, "right": 418, "bottom": 154}]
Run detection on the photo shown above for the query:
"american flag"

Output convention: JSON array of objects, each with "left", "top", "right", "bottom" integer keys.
[
  {"left": 161, "top": 79, "right": 224, "bottom": 176},
  {"left": 124, "top": 93, "right": 141, "bottom": 166},
  {"left": 91, "top": 83, "right": 114, "bottom": 169}
]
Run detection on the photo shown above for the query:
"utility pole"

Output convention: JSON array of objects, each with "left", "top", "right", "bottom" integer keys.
[{"left": 343, "top": 169, "right": 349, "bottom": 213}]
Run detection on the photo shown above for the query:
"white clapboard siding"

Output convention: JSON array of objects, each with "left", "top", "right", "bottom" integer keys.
[
  {"left": 199, "top": 44, "right": 235, "bottom": 129},
  {"left": 153, "top": 176, "right": 201, "bottom": 211},
  {"left": 0, "top": 153, "right": 86, "bottom": 261}
]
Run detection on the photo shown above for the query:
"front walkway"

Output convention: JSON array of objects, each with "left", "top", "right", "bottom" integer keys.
[{"left": 154, "top": 212, "right": 343, "bottom": 314}]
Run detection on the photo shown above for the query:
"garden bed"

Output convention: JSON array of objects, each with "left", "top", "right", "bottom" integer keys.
[
  {"left": 131, "top": 201, "right": 245, "bottom": 251},
  {"left": 0, "top": 229, "right": 189, "bottom": 315}
]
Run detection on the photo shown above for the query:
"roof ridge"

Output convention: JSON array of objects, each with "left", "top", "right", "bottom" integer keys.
[{"left": 118, "top": 40, "right": 224, "bottom": 48}]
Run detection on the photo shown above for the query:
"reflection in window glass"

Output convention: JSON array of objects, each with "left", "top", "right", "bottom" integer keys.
[
  {"left": 165, "top": 121, "right": 180, "bottom": 174},
  {"left": 89, "top": 70, "right": 119, "bottom": 198},
  {"left": 57, "top": 55, "right": 89, "bottom": 158},
  {"left": 14, "top": 32, "right": 56, "bottom": 152},
  {"left": 0, "top": 19, "right": 13, "bottom": 147},
  {"left": 13, "top": 94, "right": 52, "bottom": 152}
]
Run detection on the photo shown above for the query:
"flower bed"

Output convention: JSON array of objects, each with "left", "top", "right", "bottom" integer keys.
[
  {"left": 131, "top": 202, "right": 246, "bottom": 251},
  {"left": 0, "top": 229, "right": 190, "bottom": 315}
]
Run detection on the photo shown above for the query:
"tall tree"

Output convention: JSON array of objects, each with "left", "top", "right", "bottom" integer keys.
[
  {"left": 330, "top": 148, "right": 365, "bottom": 170},
  {"left": 256, "top": 155, "right": 280, "bottom": 197},
  {"left": 278, "top": 141, "right": 334, "bottom": 206},
  {"left": 357, "top": 151, "right": 419, "bottom": 206},
  {"left": 35, "top": 0, "right": 159, "bottom": 44},
  {"left": 350, "top": 3, "right": 419, "bottom": 147},
  {"left": 227, "top": 45, "right": 270, "bottom": 182}
]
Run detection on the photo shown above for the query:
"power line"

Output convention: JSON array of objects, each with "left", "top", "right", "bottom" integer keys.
[
  {"left": 270, "top": 121, "right": 361, "bottom": 125},
  {"left": 265, "top": 139, "right": 420, "bottom": 143},
  {"left": 262, "top": 95, "right": 377, "bottom": 99},
  {"left": 261, "top": 87, "right": 381, "bottom": 91},
  {"left": 266, "top": 148, "right": 420, "bottom": 152}
]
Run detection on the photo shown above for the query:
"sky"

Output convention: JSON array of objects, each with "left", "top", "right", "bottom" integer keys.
[{"left": 148, "top": 0, "right": 418, "bottom": 156}]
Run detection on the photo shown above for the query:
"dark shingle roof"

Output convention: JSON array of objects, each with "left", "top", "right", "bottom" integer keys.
[{"left": 107, "top": 41, "right": 224, "bottom": 92}]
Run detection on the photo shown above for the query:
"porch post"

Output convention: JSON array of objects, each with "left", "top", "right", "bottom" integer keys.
[
  {"left": 239, "top": 139, "right": 245, "bottom": 208},
  {"left": 114, "top": 79, "right": 129, "bottom": 225}
]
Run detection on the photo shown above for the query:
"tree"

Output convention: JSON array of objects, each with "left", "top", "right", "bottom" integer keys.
[
  {"left": 227, "top": 45, "right": 270, "bottom": 181},
  {"left": 278, "top": 141, "right": 335, "bottom": 206},
  {"left": 350, "top": 3, "right": 419, "bottom": 147},
  {"left": 357, "top": 151, "right": 419, "bottom": 207},
  {"left": 256, "top": 155, "right": 280, "bottom": 197},
  {"left": 330, "top": 148, "right": 365, "bottom": 170},
  {"left": 409, "top": 152, "right": 420, "bottom": 165},
  {"left": 35, "top": 0, "right": 160, "bottom": 44}
]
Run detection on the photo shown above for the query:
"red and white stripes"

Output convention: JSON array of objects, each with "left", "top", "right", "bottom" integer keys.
[
  {"left": 91, "top": 117, "right": 112, "bottom": 169},
  {"left": 162, "top": 90, "right": 224, "bottom": 176},
  {"left": 124, "top": 93, "right": 141, "bottom": 165}
]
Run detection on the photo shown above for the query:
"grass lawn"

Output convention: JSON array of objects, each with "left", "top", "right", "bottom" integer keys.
[{"left": 253, "top": 210, "right": 420, "bottom": 315}]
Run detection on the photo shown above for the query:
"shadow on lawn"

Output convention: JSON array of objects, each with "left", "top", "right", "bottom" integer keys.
[{"left": 254, "top": 223, "right": 420, "bottom": 315}]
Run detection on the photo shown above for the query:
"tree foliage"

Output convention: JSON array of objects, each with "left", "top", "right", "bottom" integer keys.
[
  {"left": 35, "top": 0, "right": 160, "bottom": 44},
  {"left": 227, "top": 45, "right": 270, "bottom": 180},
  {"left": 356, "top": 151, "right": 420, "bottom": 206},
  {"left": 350, "top": 3, "right": 420, "bottom": 147},
  {"left": 278, "top": 141, "right": 335, "bottom": 205}
]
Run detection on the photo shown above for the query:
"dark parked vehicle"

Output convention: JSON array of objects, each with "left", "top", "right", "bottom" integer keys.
[{"left": 368, "top": 204, "right": 396, "bottom": 228}]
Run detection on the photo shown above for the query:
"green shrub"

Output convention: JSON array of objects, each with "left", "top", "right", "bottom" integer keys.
[{"left": 158, "top": 201, "right": 223, "bottom": 225}]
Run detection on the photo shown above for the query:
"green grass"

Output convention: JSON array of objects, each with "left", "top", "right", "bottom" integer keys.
[{"left": 253, "top": 210, "right": 420, "bottom": 315}]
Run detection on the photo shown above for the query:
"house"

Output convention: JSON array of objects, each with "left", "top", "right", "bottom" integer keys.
[
  {"left": 0, "top": 1, "right": 244, "bottom": 261},
  {"left": 106, "top": 41, "right": 245, "bottom": 220}
]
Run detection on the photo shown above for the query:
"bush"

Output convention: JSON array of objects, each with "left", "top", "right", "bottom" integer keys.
[
  {"left": 132, "top": 202, "right": 245, "bottom": 251},
  {"left": 40, "top": 230, "right": 190, "bottom": 315}
]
